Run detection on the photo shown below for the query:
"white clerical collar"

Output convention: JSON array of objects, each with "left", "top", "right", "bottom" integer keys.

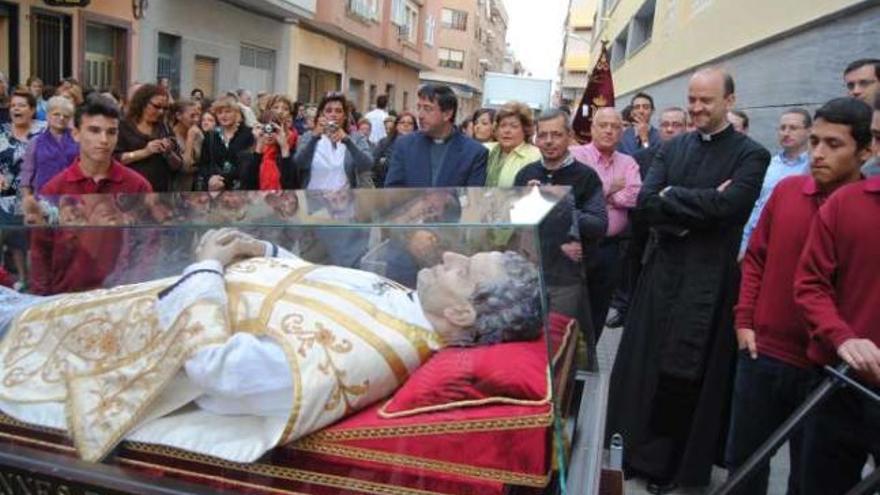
[{"left": 699, "top": 123, "right": 732, "bottom": 142}]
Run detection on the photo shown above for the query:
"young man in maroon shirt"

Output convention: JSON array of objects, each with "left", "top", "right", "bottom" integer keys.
[
  {"left": 725, "top": 97, "right": 874, "bottom": 495},
  {"left": 27, "top": 96, "right": 152, "bottom": 295},
  {"left": 794, "top": 94, "right": 880, "bottom": 495}
]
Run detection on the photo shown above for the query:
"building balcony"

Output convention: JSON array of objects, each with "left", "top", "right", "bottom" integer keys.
[
  {"left": 220, "top": 0, "right": 315, "bottom": 21},
  {"left": 564, "top": 52, "right": 591, "bottom": 71}
]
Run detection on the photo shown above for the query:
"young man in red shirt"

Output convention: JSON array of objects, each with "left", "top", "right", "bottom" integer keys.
[
  {"left": 725, "top": 97, "right": 874, "bottom": 495},
  {"left": 28, "top": 96, "right": 152, "bottom": 295},
  {"left": 794, "top": 94, "right": 880, "bottom": 495}
]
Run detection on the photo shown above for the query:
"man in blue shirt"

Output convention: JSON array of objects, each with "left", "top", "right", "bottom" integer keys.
[
  {"left": 617, "top": 92, "right": 661, "bottom": 156},
  {"left": 739, "top": 108, "right": 812, "bottom": 258}
]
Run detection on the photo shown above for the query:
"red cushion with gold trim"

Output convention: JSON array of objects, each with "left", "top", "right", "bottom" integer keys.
[
  {"left": 0, "top": 314, "right": 577, "bottom": 495},
  {"left": 380, "top": 331, "right": 550, "bottom": 418}
]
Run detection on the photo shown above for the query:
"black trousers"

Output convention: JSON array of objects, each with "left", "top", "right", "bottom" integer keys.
[
  {"left": 723, "top": 352, "right": 817, "bottom": 495},
  {"left": 587, "top": 237, "right": 621, "bottom": 339},
  {"left": 801, "top": 384, "right": 880, "bottom": 495}
]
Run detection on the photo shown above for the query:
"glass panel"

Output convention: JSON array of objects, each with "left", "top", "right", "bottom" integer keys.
[{"left": 0, "top": 186, "right": 574, "bottom": 495}]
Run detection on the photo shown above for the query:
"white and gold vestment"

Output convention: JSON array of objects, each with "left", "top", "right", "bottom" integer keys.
[{"left": 0, "top": 247, "right": 439, "bottom": 463}]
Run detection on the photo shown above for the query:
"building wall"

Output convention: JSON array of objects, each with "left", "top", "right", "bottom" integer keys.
[
  {"left": 595, "top": 0, "right": 869, "bottom": 95},
  {"left": 287, "top": 24, "right": 346, "bottom": 103},
  {"left": 560, "top": 0, "right": 596, "bottom": 105},
  {"left": 346, "top": 45, "right": 420, "bottom": 113},
  {"left": 615, "top": 3, "right": 880, "bottom": 150},
  {"left": 425, "top": 0, "right": 483, "bottom": 90},
  {"left": 420, "top": 0, "right": 510, "bottom": 120},
  {"left": 298, "top": 0, "right": 438, "bottom": 111},
  {"left": 5, "top": 0, "right": 138, "bottom": 88},
  {"left": 138, "top": 0, "right": 292, "bottom": 98}
]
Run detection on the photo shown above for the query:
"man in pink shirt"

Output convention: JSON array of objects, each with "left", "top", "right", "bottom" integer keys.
[{"left": 571, "top": 107, "right": 642, "bottom": 335}]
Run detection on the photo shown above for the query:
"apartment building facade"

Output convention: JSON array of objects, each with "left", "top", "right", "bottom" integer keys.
[
  {"left": 1, "top": 0, "right": 140, "bottom": 94},
  {"left": 292, "top": 0, "right": 441, "bottom": 113},
  {"left": 559, "top": 0, "right": 597, "bottom": 106},
  {"left": 420, "top": 0, "right": 509, "bottom": 121},
  {"left": 592, "top": 0, "right": 879, "bottom": 147}
]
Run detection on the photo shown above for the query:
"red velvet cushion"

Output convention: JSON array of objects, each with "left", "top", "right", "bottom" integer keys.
[{"left": 378, "top": 318, "right": 573, "bottom": 418}]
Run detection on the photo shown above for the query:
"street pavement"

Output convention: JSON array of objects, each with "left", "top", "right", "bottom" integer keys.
[{"left": 596, "top": 326, "right": 792, "bottom": 495}]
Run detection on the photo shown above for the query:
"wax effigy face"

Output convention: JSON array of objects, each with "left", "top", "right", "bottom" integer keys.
[{"left": 0, "top": 187, "right": 579, "bottom": 494}]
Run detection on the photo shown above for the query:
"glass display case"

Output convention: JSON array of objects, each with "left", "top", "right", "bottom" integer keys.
[{"left": 0, "top": 187, "right": 586, "bottom": 495}]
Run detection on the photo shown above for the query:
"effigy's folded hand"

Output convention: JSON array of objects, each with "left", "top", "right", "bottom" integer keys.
[{"left": 196, "top": 228, "right": 263, "bottom": 266}]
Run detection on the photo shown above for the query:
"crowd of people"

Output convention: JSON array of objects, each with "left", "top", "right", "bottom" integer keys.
[{"left": 0, "top": 55, "right": 879, "bottom": 494}]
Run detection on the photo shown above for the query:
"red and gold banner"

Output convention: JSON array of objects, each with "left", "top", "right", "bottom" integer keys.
[{"left": 572, "top": 43, "right": 615, "bottom": 143}]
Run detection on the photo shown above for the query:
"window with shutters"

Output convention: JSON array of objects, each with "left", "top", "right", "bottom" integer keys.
[
  {"left": 424, "top": 15, "right": 436, "bottom": 46},
  {"left": 441, "top": 8, "right": 467, "bottom": 31},
  {"left": 438, "top": 48, "right": 465, "bottom": 69},
  {"left": 390, "top": 0, "right": 406, "bottom": 26},
  {"left": 84, "top": 21, "right": 126, "bottom": 93},
  {"left": 347, "top": 0, "right": 380, "bottom": 22},
  {"left": 194, "top": 56, "right": 217, "bottom": 98},
  {"left": 156, "top": 33, "right": 181, "bottom": 97},
  {"left": 29, "top": 9, "right": 72, "bottom": 84},
  {"left": 403, "top": 1, "right": 418, "bottom": 44}
]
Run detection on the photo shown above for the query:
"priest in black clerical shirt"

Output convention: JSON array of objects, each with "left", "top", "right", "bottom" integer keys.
[
  {"left": 605, "top": 68, "right": 771, "bottom": 492},
  {"left": 515, "top": 108, "right": 607, "bottom": 367}
]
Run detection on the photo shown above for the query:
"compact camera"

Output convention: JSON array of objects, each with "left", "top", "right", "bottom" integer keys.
[
  {"left": 325, "top": 122, "right": 339, "bottom": 134},
  {"left": 262, "top": 124, "right": 277, "bottom": 134}
]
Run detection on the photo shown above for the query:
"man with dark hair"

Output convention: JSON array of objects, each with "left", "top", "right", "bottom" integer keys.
[
  {"left": 606, "top": 67, "right": 770, "bottom": 492},
  {"left": 618, "top": 92, "right": 661, "bottom": 155},
  {"left": 862, "top": 89, "right": 880, "bottom": 178},
  {"left": 385, "top": 84, "right": 487, "bottom": 187},
  {"left": 44, "top": 96, "right": 151, "bottom": 196},
  {"left": 26, "top": 96, "right": 152, "bottom": 295},
  {"left": 873, "top": 92, "right": 880, "bottom": 156},
  {"left": 739, "top": 107, "right": 812, "bottom": 257},
  {"left": 365, "top": 94, "right": 390, "bottom": 145},
  {"left": 794, "top": 98, "right": 880, "bottom": 495},
  {"left": 515, "top": 108, "right": 608, "bottom": 362},
  {"left": 725, "top": 97, "right": 872, "bottom": 495},
  {"left": 843, "top": 58, "right": 880, "bottom": 104},
  {"left": 727, "top": 109, "right": 749, "bottom": 134}
]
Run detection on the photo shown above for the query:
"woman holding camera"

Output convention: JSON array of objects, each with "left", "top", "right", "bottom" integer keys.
[
  {"left": 116, "top": 84, "right": 182, "bottom": 192},
  {"left": 196, "top": 96, "right": 255, "bottom": 191},
  {"left": 294, "top": 92, "right": 373, "bottom": 190},
  {"left": 241, "top": 113, "right": 298, "bottom": 190}
]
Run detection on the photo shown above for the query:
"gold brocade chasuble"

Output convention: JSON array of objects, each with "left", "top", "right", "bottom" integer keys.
[{"left": 0, "top": 256, "right": 437, "bottom": 462}]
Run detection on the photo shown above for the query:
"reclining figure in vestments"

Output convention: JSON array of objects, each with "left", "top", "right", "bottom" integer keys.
[{"left": 0, "top": 229, "right": 542, "bottom": 463}]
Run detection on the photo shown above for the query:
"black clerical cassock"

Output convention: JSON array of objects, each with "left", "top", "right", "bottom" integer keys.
[{"left": 605, "top": 124, "right": 770, "bottom": 486}]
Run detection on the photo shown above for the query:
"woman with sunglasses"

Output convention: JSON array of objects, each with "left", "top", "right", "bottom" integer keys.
[{"left": 116, "top": 84, "right": 182, "bottom": 192}]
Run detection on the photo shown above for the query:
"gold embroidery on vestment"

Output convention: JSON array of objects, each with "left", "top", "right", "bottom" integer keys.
[
  {"left": 296, "top": 279, "right": 436, "bottom": 360},
  {"left": 280, "top": 295, "right": 410, "bottom": 385},
  {"left": 282, "top": 315, "right": 368, "bottom": 414}
]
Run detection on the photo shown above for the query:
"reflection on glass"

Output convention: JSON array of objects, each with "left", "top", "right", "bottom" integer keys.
[
  {"left": 2, "top": 187, "right": 566, "bottom": 228},
  {"left": 0, "top": 186, "right": 577, "bottom": 495}
]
